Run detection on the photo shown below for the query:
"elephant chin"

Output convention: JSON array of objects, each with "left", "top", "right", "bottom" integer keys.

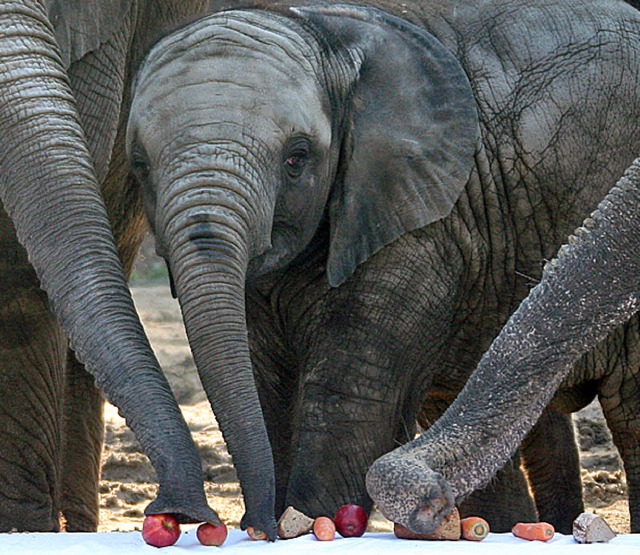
[{"left": 366, "top": 453, "right": 455, "bottom": 534}]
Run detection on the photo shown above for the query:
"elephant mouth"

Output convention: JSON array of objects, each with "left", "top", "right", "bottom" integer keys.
[
  {"left": 247, "top": 250, "right": 284, "bottom": 279},
  {"left": 246, "top": 222, "right": 301, "bottom": 280}
]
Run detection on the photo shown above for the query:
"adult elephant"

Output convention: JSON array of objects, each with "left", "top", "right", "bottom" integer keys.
[
  {"left": 367, "top": 159, "right": 640, "bottom": 533},
  {"left": 0, "top": 0, "right": 227, "bottom": 534},
  {"left": 127, "top": 0, "right": 640, "bottom": 538}
]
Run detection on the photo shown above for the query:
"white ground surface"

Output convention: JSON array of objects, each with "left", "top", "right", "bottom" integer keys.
[{"left": 2, "top": 529, "right": 639, "bottom": 555}]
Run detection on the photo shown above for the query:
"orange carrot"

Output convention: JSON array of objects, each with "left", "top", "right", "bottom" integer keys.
[
  {"left": 460, "top": 517, "right": 490, "bottom": 541},
  {"left": 512, "top": 522, "right": 555, "bottom": 542},
  {"left": 313, "top": 516, "right": 336, "bottom": 541}
]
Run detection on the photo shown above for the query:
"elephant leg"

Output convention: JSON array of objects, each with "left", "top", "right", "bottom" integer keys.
[
  {"left": 252, "top": 360, "right": 295, "bottom": 519},
  {"left": 246, "top": 297, "right": 296, "bottom": 518},
  {"left": 285, "top": 371, "right": 392, "bottom": 517},
  {"left": 283, "top": 336, "right": 406, "bottom": 518},
  {"left": 520, "top": 407, "right": 584, "bottom": 533},
  {"left": 0, "top": 216, "right": 66, "bottom": 531},
  {"left": 602, "top": 405, "right": 640, "bottom": 532},
  {"left": 60, "top": 352, "right": 104, "bottom": 532},
  {"left": 598, "top": 324, "right": 640, "bottom": 533}
]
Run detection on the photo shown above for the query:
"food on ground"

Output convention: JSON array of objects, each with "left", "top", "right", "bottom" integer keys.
[
  {"left": 334, "top": 504, "right": 368, "bottom": 538},
  {"left": 394, "top": 508, "right": 461, "bottom": 540},
  {"left": 277, "top": 506, "right": 315, "bottom": 539},
  {"left": 572, "top": 513, "right": 616, "bottom": 544},
  {"left": 196, "top": 521, "right": 228, "bottom": 546},
  {"left": 141, "top": 513, "right": 181, "bottom": 548},
  {"left": 313, "top": 516, "right": 336, "bottom": 541},
  {"left": 246, "top": 526, "right": 268, "bottom": 540},
  {"left": 460, "top": 516, "right": 490, "bottom": 541},
  {"left": 512, "top": 521, "right": 555, "bottom": 542}
]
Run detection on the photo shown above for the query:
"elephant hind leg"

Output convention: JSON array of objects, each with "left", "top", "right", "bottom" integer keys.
[
  {"left": 598, "top": 352, "right": 640, "bottom": 532},
  {"left": 521, "top": 407, "right": 584, "bottom": 534},
  {"left": 60, "top": 352, "right": 104, "bottom": 532},
  {"left": 604, "top": 415, "right": 640, "bottom": 532}
]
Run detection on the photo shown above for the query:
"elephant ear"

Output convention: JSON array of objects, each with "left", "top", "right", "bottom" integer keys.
[
  {"left": 294, "top": 5, "right": 479, "bottom": 287},
  {"left": 46, "top": 0, "right": 132, "bottom": 68}
]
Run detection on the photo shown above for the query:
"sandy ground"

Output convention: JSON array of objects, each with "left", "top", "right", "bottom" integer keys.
[{"left": 97, "top": 282, "right": 631, "bottom": 534}]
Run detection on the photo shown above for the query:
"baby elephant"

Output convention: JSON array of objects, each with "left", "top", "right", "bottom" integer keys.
[{"left": 127, "top": 0, "right": 640, "bottom": 538}]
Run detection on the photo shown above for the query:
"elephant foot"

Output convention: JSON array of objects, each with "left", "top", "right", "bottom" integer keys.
[
  {"left": 240, "top": 511, "right": 278, "bottom": 541},
  {"left": 60, "top": 505, "right": 99, "bottom": 532}
]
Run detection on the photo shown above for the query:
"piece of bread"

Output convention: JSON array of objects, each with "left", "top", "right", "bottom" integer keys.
[
  {"left": 277, "top": 506, "right": 315, "bottom": 539},
  {"left": 394, "top": 508, "right": 461, "bottom": 540},
  {"left": 572, "top": 513, "right": 616, "bottom": 544}
]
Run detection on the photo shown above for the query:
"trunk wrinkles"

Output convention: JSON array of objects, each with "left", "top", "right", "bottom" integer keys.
[
  {"left": 0, "top": 0, "right": 217, "bottom": 526},
  {"left": 165, "top": 184, "right": 277, "bottom": 536}
]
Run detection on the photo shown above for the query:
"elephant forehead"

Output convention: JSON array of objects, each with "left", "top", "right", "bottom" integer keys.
[
  {"left": 130, "top": 11, "right": 331, "bottom": 153},
  {"left": 138, "top": 52, "right": 321, "bottom": 113},
  {"left": 130, "top": 64, "right": 331, "bottom": 160}
]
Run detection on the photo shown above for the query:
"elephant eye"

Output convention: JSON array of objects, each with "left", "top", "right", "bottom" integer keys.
[
  {"left": 130, "top": 148, "right": 151, "bottom": 183},
  {"left": 283, "top": 139, "right": 310, "bottom": 180},
  {"left": 132, "top": 161, "right": 150, "bottom": 181},
  {"left": 284, "top": 153, "right": 307, "bottom": 178}
]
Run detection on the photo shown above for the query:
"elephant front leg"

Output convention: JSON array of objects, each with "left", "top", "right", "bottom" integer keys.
[
  {"left": 284, "top": 354, "right": 404, "bottom": 519},
  {"left": 599, "top": 359, "right": 640, "bottom": 533},
  {"left": 602, "top": 406, "right": 640, "bottom": 532},
  {"left": 0, "top": 259, "right": 67, "bottom": 531},
  {"left": 616, "top": 434, "right": 640, "bottom": 533},
  {"left": 60, "top": 352, "right": 105, "bottom": 531},
  {"left": 246, "top": 288, "right": 301, "bottom": 519},
  {"left": 250, "top": 345, "right": 297, "bottom": 518}
]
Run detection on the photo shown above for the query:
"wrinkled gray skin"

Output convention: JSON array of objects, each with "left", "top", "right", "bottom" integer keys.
[
  {"left": 369, "top": 159, "right": 640, "bottom": 533},
  {"left": 0, "top": 0, "right": 223, "bottom": 533},
  {"left": 128, "top": 0, "right": 640, "bottom": 536}
]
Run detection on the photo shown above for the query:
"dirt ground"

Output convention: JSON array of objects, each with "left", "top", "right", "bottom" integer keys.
[{"left": 97, "top": 281, "right": 631, "bottom": 534}]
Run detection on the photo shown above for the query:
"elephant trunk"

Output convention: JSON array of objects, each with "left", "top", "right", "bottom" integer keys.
[
  {"left": 367, "top": 159, "right": 640, "bottom": 534},
  {"left": 0, "top": 0, "right": 216, "bottom": 525},
  {"left": 163, "top": 176, "right": 277, "bottom": 538}
]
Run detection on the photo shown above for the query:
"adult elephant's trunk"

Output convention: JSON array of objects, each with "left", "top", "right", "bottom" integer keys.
[
  {"left": 0, "top": 0, "right": 216, "bottom": 525},
  {"left": 367, "top": 158, "right": 640, "bottom": 533},
  {"left": 163, "top": 177, "right": 277, "bottom": 538}
]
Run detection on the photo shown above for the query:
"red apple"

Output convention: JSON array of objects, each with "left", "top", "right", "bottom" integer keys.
[
  {"left": 334, "top": 504, "right": 368, "bottom": 538},
  {"left": 142, "top": 513, "right": 181, "bottom": 547},
  {"left": 197, "top": 521, "right": 228, "bottom": 546}
]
